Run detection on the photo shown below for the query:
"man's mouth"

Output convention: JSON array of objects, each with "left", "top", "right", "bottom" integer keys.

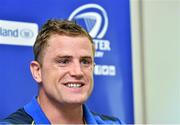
[{"left": 64, "top": 83, "right": 84, "bottom": 88}]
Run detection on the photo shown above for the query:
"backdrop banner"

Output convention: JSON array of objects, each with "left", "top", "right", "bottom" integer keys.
[{"left": 0, "top": 0, "right": 134, "bottom": 123}]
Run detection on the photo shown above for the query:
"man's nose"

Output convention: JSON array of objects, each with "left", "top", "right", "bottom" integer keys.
[{"left": 69, "top": 62, "right": 83, "bottom": 78}]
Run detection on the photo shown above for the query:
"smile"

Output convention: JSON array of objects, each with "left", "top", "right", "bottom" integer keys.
[{"left": 64, "top": 83, "right": 84, "bottom": 88}]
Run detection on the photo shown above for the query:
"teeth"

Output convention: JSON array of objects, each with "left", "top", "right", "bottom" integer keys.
[{"left": 66, "top": 83, "right": 82, "bottom": 88}]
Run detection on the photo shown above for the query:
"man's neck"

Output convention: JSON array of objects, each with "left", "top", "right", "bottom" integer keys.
[{"left": 37, "top": 95, "right": 85, "bottom": 124}]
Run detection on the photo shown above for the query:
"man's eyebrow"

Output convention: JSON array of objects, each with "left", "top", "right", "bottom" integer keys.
[
  {"left": 81, "top": 56, "right": 93, "bottom": 59},
  {"left": 55, "top": 55, "right": 73, "bottom": 59}
]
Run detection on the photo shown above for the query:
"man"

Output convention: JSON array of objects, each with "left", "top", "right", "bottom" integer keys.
[{"left": 1, "top": 19, "right": 122, "bottom": 124}]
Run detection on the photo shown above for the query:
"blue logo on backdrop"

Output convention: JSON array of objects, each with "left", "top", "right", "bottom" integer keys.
[
  {"left": 68, "top": 3, "right": 108, "bottom": 39},
  {"left": 68, "top": 3, "right": 111, "bottom": 58}
]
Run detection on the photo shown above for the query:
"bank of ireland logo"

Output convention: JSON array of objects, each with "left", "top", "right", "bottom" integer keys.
[
  {"left": 68, "top": 3, "right": 111, "bottom": 58},
  {"left": 0, "top": 20, "right": 38, "bottom": 46}
]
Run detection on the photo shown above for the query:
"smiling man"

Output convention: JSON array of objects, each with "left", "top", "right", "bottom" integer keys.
[{"left": 1, "top": 19, "right": 123, "bottom": 124}]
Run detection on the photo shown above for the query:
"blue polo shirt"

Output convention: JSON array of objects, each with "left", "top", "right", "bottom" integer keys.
[{"left": 24, "top": 97, "right": 122, "bottom": 124}]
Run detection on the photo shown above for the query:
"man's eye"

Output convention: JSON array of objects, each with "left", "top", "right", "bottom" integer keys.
[
  {"left": 57, "top": 59, "right": 70, "bottom": 64},
  {"left": 81, "top": 59, "right": 91, "bottom": 66}
]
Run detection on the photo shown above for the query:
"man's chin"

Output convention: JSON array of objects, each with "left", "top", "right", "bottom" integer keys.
[
  {"left": 64, "top": 98, "right": 87, "bottom": 105},
  {"left": 68, "top": 99, "right": 86, "bottom": 105}
]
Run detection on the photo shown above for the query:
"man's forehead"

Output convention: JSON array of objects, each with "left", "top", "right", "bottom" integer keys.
[
  {"left": 48, "top": 34, "right": 92, "bottom": 43},
  {"left": 47, "top": 35, "right": 92, "bottom": 48}
]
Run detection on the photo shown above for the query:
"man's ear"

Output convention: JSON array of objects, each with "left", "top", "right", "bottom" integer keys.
[{"left": 30, "top": 61, "right": 42, "bottom": 84}]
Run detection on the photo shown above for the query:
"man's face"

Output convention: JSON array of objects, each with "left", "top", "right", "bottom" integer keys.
[{"left": 32, "top": 34, "right": 94, "bottom": 105}]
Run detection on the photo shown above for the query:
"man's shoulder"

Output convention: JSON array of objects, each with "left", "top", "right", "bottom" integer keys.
[
  {"left": 0, "top": 108, "right": 33, "bottom": 124},
  {"left": 91, "top": 111, "right": 124, "bottom": 124}
]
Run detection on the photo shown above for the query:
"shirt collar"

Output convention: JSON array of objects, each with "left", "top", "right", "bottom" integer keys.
[
  {"left": 24, "top": 96, "right": 50, "bottom": 124},
  {"left": 83, "top": 104, "right": 97, "bottom": 124}
]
